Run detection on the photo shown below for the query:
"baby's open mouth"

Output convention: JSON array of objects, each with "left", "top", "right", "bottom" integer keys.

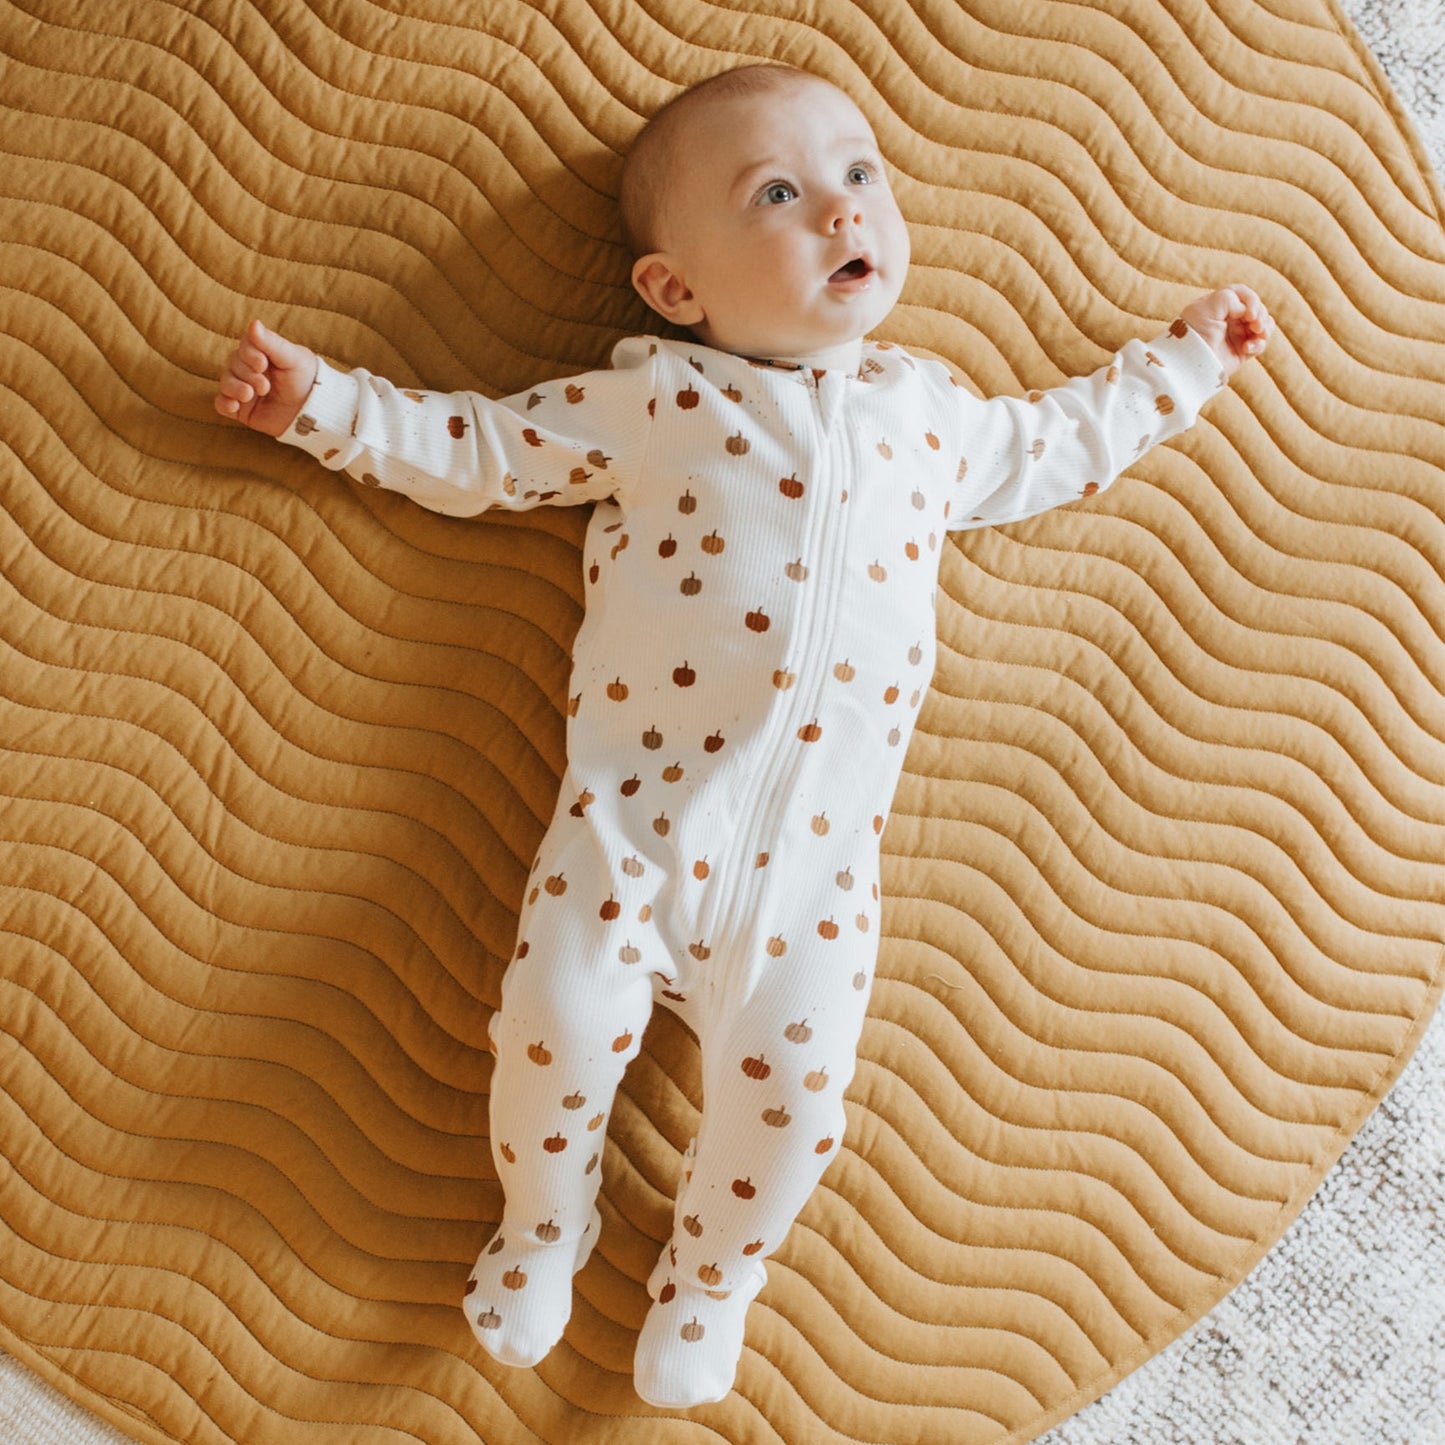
[{"left": 829, "top": 257, "right": 873, "bottom": 283}]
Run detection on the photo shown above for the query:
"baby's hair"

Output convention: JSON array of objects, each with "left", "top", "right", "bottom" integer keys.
[{"left": 619, "top": 63, "right": 834, "bottom": 259}]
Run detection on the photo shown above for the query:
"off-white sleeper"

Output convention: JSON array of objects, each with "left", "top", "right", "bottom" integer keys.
[{"left": 280, "top": 321, "right": 1224, "bottom": 1403}]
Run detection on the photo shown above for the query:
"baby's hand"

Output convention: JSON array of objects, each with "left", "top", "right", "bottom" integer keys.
[
  {"left": 1179, "top": 285, "right": 1274, "bottom": 379},
  {"left": 214, "top": 320, "right": 318, "bottom": 436}
]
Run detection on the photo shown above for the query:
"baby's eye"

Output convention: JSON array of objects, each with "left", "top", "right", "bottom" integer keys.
[
  {"left": 759, "top": 181, "right": 797, "bottom": 205},
  {"left": 846, "top": 163, "right": 876, "bottom": 185}
]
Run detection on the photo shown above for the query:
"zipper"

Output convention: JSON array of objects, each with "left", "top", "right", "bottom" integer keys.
[{"left": 697, "top": 372, "right": 855, "bottom": 987}]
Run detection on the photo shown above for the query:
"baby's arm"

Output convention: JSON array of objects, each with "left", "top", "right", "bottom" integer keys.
[
  {"left": 213, "top": 323, "right": 655, "bottom": 517},
  {"left": 945, "top": 287, "right": 1272, "bottom": 532}
]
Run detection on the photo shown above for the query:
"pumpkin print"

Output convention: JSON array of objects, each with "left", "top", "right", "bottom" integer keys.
[
  {"left": 475, "top": 1307, "right": 502, "bottom": 1330},
  {"left": 767, "top": 935, "right": 787, "bottom": 957},
  {"left": 725, "top": 431, "right": 750, "bottom": 456},
  {"left": 761, "top": 1104, "right": 792, "bottom": 1128},
  {"left": 681, "top": 1317, "right": 706, "bottom": 1343},
  {"left": 527, "top": 1041, "right": 553, "bottom": 1066},
  {"left": 779, "top": 473, "right": 804, "bottom": 499},
  {"left": 745, "top": 606, "right": 770, "bottom": 633},
  {"left": 673, "top": 661, "right": 696, "bottom": 687},
  {"left": 742, "top": 1239, "right": 765, "bottom": 1256},
  {"left": 683, "top": 1213, "right": 703, "bottom": 1238},
  {"left": 742, "top": 1054, "right": 771, "bottom": 1079},
  {"left": 784, "top": 1019, "right": 813, "bottom": 1044},
  {"left": 612, "top": 1031, "right": 633, "bottom": 1053},
  {"left": 543, "top": 1133, "right": 567, "bottom": 1153},
  {"left": 659, "top": 533, "right": 677, "bottom": 558},
  {"left": 697, "top": 1263, "right": 724, "bottom": 1287},
  {"left": 502, "top": 1267, "right": 528, "bottom": 1290},
  {"left": 565, "top": 383, "right": 585, "bottom": 404},
  {"left": 732, "top": 1177, "right": 756, "bottom": 1199},
  {"left": 700, "top": 529, "right": 725, "bottom": 555},
  {"left": 606, "top": 677, "right": 628, "bottom": 702},
  {"left": 536, "top": 1219, "right": 561, "bottom": 1243}
]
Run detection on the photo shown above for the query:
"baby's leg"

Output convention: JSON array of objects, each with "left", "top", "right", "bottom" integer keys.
[
  {"left": 463, "top": 836, "right": 655, "bottom": 1367},
  {"left": 634, "top": 904, "right": 874, "bottom": 1406}
]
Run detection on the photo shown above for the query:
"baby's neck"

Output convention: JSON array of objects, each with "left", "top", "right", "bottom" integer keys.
[{"left": 752, "top": 337, "right": 865, "bottom": 376}]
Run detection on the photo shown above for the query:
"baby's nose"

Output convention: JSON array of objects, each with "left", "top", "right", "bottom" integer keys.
[{"left": 827, "top": 204, "right": 863, "bottom": 232}]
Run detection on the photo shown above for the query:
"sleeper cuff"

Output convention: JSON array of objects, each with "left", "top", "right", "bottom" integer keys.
[
  {"left": 1150, "top": 319, "right": 1231, "bottom": 428},
  {"left": 277, "top": 358, "right": 365, "bottom": 470}
]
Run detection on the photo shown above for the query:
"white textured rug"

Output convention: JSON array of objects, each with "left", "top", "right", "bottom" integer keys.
[{"left": 1, "top": 3, "right": 1441, "bottom": 1441}]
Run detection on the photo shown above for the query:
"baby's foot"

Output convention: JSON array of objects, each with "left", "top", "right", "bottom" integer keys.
[
  {"left": 462, "top": 1206, "right": 600, "bottom": 1367},
  {"left": 633, "top": 1263, "right": 766, "bottom": 1408}
]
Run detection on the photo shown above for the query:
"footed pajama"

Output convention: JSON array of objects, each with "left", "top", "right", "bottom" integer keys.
[{"left": 281, "top": 322, "right": 1224, "bottom": 1402}]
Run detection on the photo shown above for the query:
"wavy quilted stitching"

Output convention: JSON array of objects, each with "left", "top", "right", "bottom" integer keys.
[{"left": 1, "top": 1, "right": 1442, "bottom": 1442}]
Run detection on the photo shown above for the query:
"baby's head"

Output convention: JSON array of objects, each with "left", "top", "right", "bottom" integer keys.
[{"left": 620, "top": 65, "right": 911, "bottom": 363}]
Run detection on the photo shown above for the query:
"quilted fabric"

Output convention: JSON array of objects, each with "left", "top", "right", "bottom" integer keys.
[{"left": 1, "top": 2, "right": 1442, "bottom": 1443}]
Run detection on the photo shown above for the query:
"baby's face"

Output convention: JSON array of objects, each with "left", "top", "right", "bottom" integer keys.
[{"left": 641, "top": 81, "right": 911, "bottom": 360}]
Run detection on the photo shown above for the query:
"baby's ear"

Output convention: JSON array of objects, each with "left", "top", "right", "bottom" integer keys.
[{"left": 631, "top": 254, "right": 705, "bottom": 327}]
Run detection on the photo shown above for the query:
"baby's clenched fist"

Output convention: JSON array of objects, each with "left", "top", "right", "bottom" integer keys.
[{"left": 214, "top": 320, "right": 318, "bottom": 437}]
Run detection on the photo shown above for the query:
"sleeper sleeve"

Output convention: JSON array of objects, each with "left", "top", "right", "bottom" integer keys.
[
  {"left": 945, "top": 320, "right": 1226, "bottom": 533},
  {"left": 276, "top": 337, "right": 657, "bottom": 517}
]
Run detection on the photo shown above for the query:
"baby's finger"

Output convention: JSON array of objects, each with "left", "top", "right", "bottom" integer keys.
[
  {"left": 224, "top": 351, "right": 270, "bottom": 394},
  {"left": 236, "top": 338, "right": 270, "bottom": 374},
  {"left": 218, "top": 372, "right": 256, "bottom": 405}
]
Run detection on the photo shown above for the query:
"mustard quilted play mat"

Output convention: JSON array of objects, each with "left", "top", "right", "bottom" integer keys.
[{"left": 2, "top": 1, "right": 1442, "bottom": 1442}]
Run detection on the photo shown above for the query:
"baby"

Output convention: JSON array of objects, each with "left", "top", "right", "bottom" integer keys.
[{"left": 215, "top": 62, "right": 1273, "bottom": 1409}]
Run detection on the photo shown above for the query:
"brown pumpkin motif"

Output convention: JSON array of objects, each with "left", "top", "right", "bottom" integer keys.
[
  {"left": 542, "top": 1134, "right": 567, "bottom": 1153},
  {"left": 502, "top": 1267, "right": 528, "bottom": 1290},
  {"left": 742, "top": 1053, "right": 772, "bottom": 1080},
  {"left": 681, "top": 1317, "right": 706, "bottom": 1343},
  {"left": 761, "top": 1104, "right": 792, "bottom": 1128},
  {"left": 536, "top": 1219, "right": 561, "bottom": 1243},
  {"left": 527, "top": 1041, "right": 553, "bottom": 1066}
]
